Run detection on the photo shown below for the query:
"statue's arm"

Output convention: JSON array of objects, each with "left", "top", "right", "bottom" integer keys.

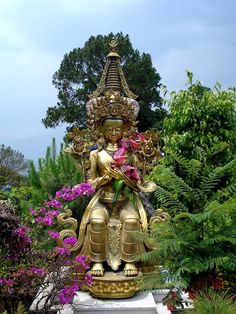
[{"left": 86, "top": 150, "right": 111, "bottom": 189}]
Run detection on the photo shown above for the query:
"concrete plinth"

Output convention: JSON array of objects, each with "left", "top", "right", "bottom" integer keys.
[{"left": 59, "top": 291, "right": 157, "bottom": 314}]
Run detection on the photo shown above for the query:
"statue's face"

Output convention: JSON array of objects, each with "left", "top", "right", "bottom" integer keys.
[{"left": 102, "top": 119, "right": 124, "bottom": 142}]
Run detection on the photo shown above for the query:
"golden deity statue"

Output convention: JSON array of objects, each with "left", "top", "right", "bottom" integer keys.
[{"left": 58, "top": 39, "right": 168, "bottom": 298}]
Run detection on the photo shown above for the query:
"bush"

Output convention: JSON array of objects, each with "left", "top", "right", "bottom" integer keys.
[
  {"left": 191, "top": 289, "right": 235, "bottom": 314},
  {"left": 0, "top": 183, "right": 95, "bottom": 313}
]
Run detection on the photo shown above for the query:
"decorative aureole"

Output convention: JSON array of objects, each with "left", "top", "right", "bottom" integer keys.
[{"left": 57, "top": 39, "right": 168, "bottom": 298}]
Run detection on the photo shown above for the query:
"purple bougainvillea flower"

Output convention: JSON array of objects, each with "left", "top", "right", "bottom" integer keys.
[
  {"left": 42, "top": 216, "right": 54, "bottom": 226},
  {"left": 74, "top": 255, "right": 90, "bottom": 270},
  {"left": 53, "top": 247, "right": 71, "bottom": 256},
  {"left": 63, "top": 236, "right": 77, "bottom": 245},
  {"left": 48, "top": 230, "right": 60, "bottom": 239},
  {"left": 31, "top": 267, "right": 45, "bottom": 277},
  {"left": 45, "top": 198, "right": 63, "bottom": 209},
  {"left": 13, "top": 226, "right": 31, "bottom": 237},
  {"left": 72, "top": 183, "right": 95, "bottom": 197},
  {"left": 28, "top": 208, "right": 37, "bottom": 216},
  {"left": 58, "top": 282, "right": 79, "bottom": 304}
]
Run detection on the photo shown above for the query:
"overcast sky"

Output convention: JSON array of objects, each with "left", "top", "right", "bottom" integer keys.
[{"left": 0, "top": 0, "right": 235, "bottom": 160}]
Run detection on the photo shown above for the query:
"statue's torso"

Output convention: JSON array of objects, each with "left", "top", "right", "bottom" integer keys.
[
  {"left": 97, "top": 149, "right": 114, "bottom": 177},
  {"left": 96, "top": 149, "right": 127, "bottom": 204}
]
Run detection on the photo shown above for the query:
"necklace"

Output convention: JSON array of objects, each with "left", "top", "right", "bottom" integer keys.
[
  {"left": 105, "top": 148, "right": 116, "bottom": 157},
  {"left": 105, "top": 143, "right": 118, "bottom": 157}
]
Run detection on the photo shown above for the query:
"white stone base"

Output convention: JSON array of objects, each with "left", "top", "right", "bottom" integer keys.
[{"left": 58, "top": 291, "right": 157, "bottom": 314}]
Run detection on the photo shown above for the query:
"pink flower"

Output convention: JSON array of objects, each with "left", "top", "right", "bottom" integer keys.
[
  {"left": 56, "top": 187, "right": 75, "bottom": 201},
  {"left": 53, "top": 247, "right": 71, "bottom": 256},
  {"left": 122, "top": 164, "right": 140, "bottom": 181},
  {"left": 31, "top": 267, "right": 45, "bottom": 277},
  {"left": 72, "top": 183, "right": 95, "bottom": 197},
  {"left": 56, "top": 184, "right": 95, "bottom": 201},
  {"left": 47, "top": 210, "right": 60, "bottom": 218},
  {"left": 74, "top": 255, "right": 91, "bottom": 270},
  {"left": 129, "top": 139, "right": 140, "bottom": 150},
  {"left": 0, "top": 278, "right": 15, "bottom": 286},
  {"left": 12, "top": 269, "right": 26, "bottom": 278},
  {"left": 48, "top": 230, "right": 60, "bottom": 239},
  {"left": 63, "top": 236, "right": 77, "bottom": 245},
  {"left": 35, "top": 217, "right": 43, "bottom": 223},
  {"left": 113, "top": 147, "right": 127, "bottom": 166},
  {"left": 136, "top": 133, "right": 145, "bottom": 142},
  {"left": 28, "top": 208, "right": 37, "bottom": 216},
  {"left": 42, "top": 216, "right": 54, "bottom": 226},
  {"left": 64, "top": 260, "right": 74, "bottom": 266},
  {"left": 59, "top": 282, "right": 78, "bottom": 304},
  {"left": 13, "top": 226, "right": 31, "bottom": 237},
  {"left": 120, "top": 139, "right": 129, "bottom": 149},
  {"left": 21, "top": 236, "right": 32, "bottom": 246},
  {"left": 45, "top": 198, "right": 63, "bottom": 209}
]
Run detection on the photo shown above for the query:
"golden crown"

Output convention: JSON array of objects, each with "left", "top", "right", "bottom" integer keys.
[{"left": 86, "top": 39, "right": 139, "bottom": 140}]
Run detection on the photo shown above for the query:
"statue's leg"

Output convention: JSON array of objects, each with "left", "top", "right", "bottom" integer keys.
[
  {"left": 88, "top": 206, "right": 108, "bottom": 276},
  {"left": 120, "top": 204, "right": 141, "bottom": 276}
]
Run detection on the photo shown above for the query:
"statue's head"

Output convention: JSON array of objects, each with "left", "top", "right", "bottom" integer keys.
[{"left": 101, "top": 118, "right": 125, "bottom": 142}]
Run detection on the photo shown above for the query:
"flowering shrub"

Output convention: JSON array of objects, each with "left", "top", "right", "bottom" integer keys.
[
  {"left": 162, "top": 287, "right": 189, "bottom": 312},
  {"left": 0, "top": 182, "right": 95, "bottom": 313}
]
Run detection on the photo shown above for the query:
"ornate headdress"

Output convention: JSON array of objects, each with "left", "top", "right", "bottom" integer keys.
[{"left": 86, "top": 39, "right": 140, "bottom": 140}]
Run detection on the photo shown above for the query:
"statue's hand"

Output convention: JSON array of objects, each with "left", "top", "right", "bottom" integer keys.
[{"left": 108, "top": 167, "right": 124, "bottom": 181}]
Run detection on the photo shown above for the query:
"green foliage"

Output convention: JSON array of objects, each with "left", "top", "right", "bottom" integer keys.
[
  {"left": 138, "top": 153, "right": 236, "bottom": 291},
  {"left": 191, "top": 289, "right": 236, "bottom": 314},
  {"left": 12, "top": 302, "right": 27, "bottom": 314},
  {"left": 2, "top": 186, "right": 35, "bottom": 218},
  {"left": 163, "top": 72, "right": 236, "bottom": 168},
  {"left": 42, "top": 32, "right": 167, "bottom": 132},
  {"left": 28, "top": 138, "right": 85, "bottom": 220},
  {"left": 0, "top": 145, "right": 28, "bottom": 186},
  {"left": 140, "top": 75, "right": 236, "bottom": 297},
  {"left": 29, "top": 138, "right": 82, "bottom": 195}
]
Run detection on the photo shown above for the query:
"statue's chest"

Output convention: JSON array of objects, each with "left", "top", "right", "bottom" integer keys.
[{"left": 97, "top": 150, "right": 114, "bottom": 172}]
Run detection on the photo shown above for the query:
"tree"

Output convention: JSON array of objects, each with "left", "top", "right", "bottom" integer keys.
[
  {"left": 136, "top": 74, "right": 236, "bottom": 302},
  {"left": 162, "top": 72, "right": 236, "bottom": 169},
  {"left": 42, "top": 32, "right": 166, "bottom": 132},
  {"left": 28, "top": 139, "right": 85, "bottom": 221},
  {"left": 0, "top": 145, "right": 28, "bottom": 185}
]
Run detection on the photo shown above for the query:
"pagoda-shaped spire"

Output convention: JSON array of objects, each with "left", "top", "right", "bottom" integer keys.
[{"left": 89, "top": 38, "right": 138, "bottom": 99}]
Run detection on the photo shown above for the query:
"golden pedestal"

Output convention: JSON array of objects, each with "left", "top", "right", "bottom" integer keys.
[{"left": 88, "top": 271, "right": 140, "bottom": 299}]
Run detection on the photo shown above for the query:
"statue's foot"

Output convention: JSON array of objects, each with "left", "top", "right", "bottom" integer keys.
[
  {"left": 124, "top": 263, "right": 138, "bottom": 276},
  {"left": 91, "top": 262, "right": 104, "bottom": 277}
]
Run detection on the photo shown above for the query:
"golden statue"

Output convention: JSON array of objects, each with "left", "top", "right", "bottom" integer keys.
[{"left": 58, "top": 40, "right": 167, "bottom": 298}]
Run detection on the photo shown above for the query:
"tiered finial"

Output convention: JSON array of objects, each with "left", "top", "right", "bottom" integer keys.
[{"left": 89, "top": 39, "right": 138, "bottom": 99}]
